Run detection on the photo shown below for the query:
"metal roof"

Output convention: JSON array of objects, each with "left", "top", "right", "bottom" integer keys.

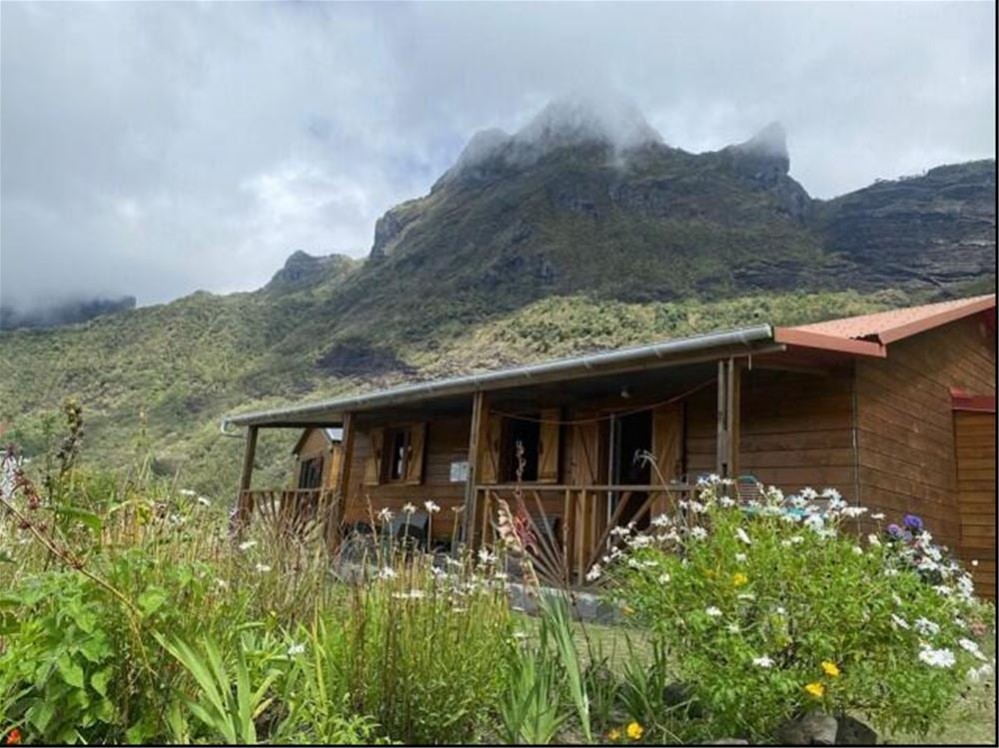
[
  {"left": 787, "top": 294, "right": 995, "bottom": 345},
  {"left": 222, "top": 325, "right": 776, "bottom": 428}
]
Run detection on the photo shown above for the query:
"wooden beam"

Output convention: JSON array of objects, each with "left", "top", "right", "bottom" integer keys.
[
  {"left": 236, "top": 425, "right": 259, "bottom": 533},
  {"left": 716, "top": 361, "right": 729, "bottom": 477},
  {"left": 716, "top": 358, "right": 741, "bottom": 479},
  {"left": 462, "top": 392, "right": 488, "bottom": 547},
  {"left": 728, "top": 357, "right": 741, "bottom": 480},
  {"left": 328, "top": 412, "right": 355, "bottom": 549}
]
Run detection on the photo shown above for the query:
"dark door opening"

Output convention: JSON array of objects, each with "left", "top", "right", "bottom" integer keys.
[
  {"left": 503, "top": 417, "right": 541, "bottom": 482},
  {"left": 611, "top": 410, "right": 653, "bottom": 530}
]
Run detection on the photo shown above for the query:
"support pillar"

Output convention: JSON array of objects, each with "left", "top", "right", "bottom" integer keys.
[
  {"left": 328, "top": 412, "right": 355, "bottom": 550},
  {"left": 236, "top": 425, "right": 259, "bottom": 534},
  {"left": 716, "top": 358, "right": 741, "bottom": 480},
  {"left": 462, "top": 391, "right": 488, "bottom": 548}
]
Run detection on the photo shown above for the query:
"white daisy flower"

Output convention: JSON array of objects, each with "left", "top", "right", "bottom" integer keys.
[
  {"left": 752, "top": 655, "right": 774, "bottom": 668},
  {"left": 705, "top": 606, "right": 723, "bottom": 617},
  {"left": 918, "top": 647, "right": 956, "bottom": 669}
]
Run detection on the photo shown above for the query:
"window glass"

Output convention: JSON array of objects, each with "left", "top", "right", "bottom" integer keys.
[{"left": 387, "top": 428, "right": 409, "bottom": 482}]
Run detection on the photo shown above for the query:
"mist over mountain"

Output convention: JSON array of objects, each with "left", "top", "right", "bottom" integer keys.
[{"left": 0, "top": 295, "right": 137, "bottom": 331}]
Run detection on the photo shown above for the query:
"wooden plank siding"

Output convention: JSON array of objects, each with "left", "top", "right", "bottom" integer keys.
[
  {"left": 686, "top": 368, "right": 859, "bottom": 499},
  {"left": 954, "top": 411, "right": 996, "bottom": 599},
  {"left": 343, "top": 416, "right": 471, "bottom": 538},
  {"left": 855, "top": 315, "right": 996, "bottom": 554},
  {"left": 294, "top": 427, "right": 342, "bottom": 489}
]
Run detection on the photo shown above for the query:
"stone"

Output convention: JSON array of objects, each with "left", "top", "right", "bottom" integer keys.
[
  {"left": 835, "top": 715, "right": 877, "bottom": 745},
  {"left": 709, "top": 740, "right": 750, "bottom": 745},
  {"left": 777, "top": 711, "right": 839, "bottom": 745}
]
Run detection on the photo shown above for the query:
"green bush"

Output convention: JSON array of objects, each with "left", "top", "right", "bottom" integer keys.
[{"left": 603, "top": 478, "right": 996, "bottom": 742}]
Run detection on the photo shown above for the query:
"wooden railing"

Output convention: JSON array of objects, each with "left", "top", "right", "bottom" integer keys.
[
  {"left": 475, "top": 483, "right": 694, "bottom": 585},
  {"left": 236, "top": 488, "right": 342, "bottom": 543}
]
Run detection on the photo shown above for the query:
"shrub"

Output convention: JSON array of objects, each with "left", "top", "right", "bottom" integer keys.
[{"left": 603, "top": 478, "right": 996, "bottom": 742}]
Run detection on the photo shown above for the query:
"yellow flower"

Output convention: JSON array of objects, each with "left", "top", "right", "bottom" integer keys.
[
  {"left": 804, "top": 682, "right": 825, "bottom": 698},
  {"left": 732, "top": 572, "right": 748, "bottom": 587},
  {"left": 627, "top": 722, "right": 644, "bottom": 740},
  {"left": 821, "top": 660, "right": 841, "bottom": 678},
  {"left": 608, "top": 728, "right": 622, "bottom": 741},
  {"left": 621, "top": 605, "right": 635, "bottom": 616}
]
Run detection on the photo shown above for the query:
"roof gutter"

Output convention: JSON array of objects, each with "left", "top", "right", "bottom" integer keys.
[{"left": 221, "top": 324, "right": 775, "bottom": 430}]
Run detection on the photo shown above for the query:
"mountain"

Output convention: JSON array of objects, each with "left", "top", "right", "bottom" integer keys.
[{"left": 0, "top": 97, "right": 994, "bottom": 495}]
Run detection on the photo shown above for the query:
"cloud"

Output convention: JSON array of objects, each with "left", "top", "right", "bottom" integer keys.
[{"left": 1, "top": 1, "right": 994, "bottom": 311}]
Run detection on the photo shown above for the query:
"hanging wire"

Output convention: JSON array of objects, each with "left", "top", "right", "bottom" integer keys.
[{"left": 489, "top": 376, "right": 717, "bottom": 425}]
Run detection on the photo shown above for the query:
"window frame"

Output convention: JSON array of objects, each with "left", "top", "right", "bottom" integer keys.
[{"left": 382, "top": 426, "right": 412, "bottom": 484}]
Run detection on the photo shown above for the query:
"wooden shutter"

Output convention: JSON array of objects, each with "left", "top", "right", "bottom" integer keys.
[
  {"left": 404, "top": 422, "right": 427, "bottom": 485},
  {"left": 363, "top": 427, "right": 384, "bottom": 486},
  {"left": 479, "top": 415, "right": 503, "bottom": 485},
  {"left": 652, "top": 403, "right": 683, "bottom": 484},
  {"left": 537, "top": 409, "right": 561, "bottom": 484},
  {"left": 570, "top": 419, "right": 601, "bottom": 485}
]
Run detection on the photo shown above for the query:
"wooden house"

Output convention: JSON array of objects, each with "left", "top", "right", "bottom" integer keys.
[{"left": 224, "top": 295, "right": 996, "bottom": 596}]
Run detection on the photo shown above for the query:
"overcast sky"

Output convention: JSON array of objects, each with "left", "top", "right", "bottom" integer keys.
[{"left": 1, "top": 1, "right": 995, "bottom": 312}]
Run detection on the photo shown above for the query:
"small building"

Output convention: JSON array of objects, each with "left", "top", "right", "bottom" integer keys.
[
  {"left": 291, "top": 426, "right": 343, "bottom": 490},
  {"left": 224, "top": 295, "right": 996, "bottom": 596}
]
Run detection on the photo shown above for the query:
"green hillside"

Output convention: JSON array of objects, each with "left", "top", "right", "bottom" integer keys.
[{"left": 1, "top": 101, "right": 994, "bottom": 499}]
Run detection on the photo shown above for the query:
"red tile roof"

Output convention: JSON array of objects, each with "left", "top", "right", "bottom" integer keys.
[{"left": 774, "top": 294, "right": 995, "bottom": 356}]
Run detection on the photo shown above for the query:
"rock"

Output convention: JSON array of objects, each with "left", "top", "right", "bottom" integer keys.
[
  {"left": 662, "top": 681, "right": 703, "bottom": 718},
  {"left": 709, "top": 740, "right": 750, "bottom": 745},
  {"left": 777, "top": 711, "right": 839, "bottom": 745},
  {"left": 835, "top": 715, "right": 877, "bottom": 745}
]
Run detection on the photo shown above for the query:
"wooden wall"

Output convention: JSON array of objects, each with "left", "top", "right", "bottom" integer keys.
[
  {"left": 294, "top": 428, "right": 342, "bottom": 489},
  {"left": 954, "top": 411, "right": 996, "bottom": 599},
  {"left": 686, "top": 368, "right": 859, "bottom": 498},
  {"left": 855, "top": 315, "right": 996, "bottom": 553},
  {"left": 343, "top": 416, "right": 470, "bottom": 538}
]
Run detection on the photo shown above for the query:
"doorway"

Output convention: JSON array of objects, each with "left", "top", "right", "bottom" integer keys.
[{"left": 610, "top": 410, "right": 653, "bottom": 530}]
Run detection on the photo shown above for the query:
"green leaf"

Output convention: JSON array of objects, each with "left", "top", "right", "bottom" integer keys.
[
  {"left": 56, "top": 654, "right": 85, "bottom": 689},
  {"left": 78, "top": 631, "right": 112, "bottom": 663},
  {"left": 27, "top": 698, "right": 56, "bottom": 732},
  {"left": 54, "top": 503, "right": 103, "bottom": 532},
  {"left": 138, "top": 587, "right": 168, "bottom": 617},
  {"left": 91, "top": 668, "right": 111, "bottom": 698}
]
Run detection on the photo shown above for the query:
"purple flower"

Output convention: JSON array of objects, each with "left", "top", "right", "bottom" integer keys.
[
  {"left": 886, "top": 524, "right": 903, "bottom": 538},
  {"left": 903, "top": 514, "right": 924, "bottom": 532}
]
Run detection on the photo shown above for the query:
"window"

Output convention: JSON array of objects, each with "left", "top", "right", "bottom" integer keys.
[
  {"left": 298, "top": 456, "right": 323, "bottom": 489},
  {"left": 385, "top": 427, "right": 411, "bottom": 483}
]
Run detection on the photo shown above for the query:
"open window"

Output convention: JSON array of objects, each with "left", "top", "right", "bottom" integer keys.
[{"left": 363, "top": 423, "right": 426, "bottom": 486}]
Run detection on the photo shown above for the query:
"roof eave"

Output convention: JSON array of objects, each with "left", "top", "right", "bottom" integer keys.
[
  {"left": 222, "top": 324, "right": 776, "bottom": 430},
  {"left": 876, "top": 295, "right": 997, "bottom": 345},
  {"left": 773, "top": 327, "right": 886, "bottom": 358}
]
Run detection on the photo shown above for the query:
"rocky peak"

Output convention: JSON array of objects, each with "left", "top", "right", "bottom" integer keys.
[
  {"left": 266, "top": 251, "right": 355, "bottom": 290},
  {"left": 725, "top": 122, "right": 790, "bottom": 182},
  {"left": 440, "top": 93, "right": 664, "bottom": 187}
]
